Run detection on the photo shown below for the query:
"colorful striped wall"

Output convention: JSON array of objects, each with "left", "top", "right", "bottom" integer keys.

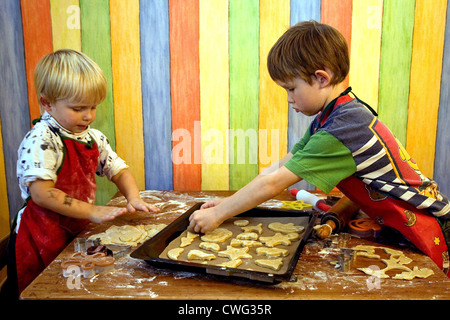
[{"left": 1, "top": 0, "right": 450, "bottom": 231}]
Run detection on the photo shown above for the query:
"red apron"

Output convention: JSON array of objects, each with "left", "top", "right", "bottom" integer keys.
[
  {"left": 338, "top": 176, "right": 450, "bottom": 277},
  {"left": 15, "top": 136, "right": 98, "bottom": 293}
]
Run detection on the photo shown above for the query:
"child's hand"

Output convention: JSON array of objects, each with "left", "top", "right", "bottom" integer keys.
[
  {"left": 188, "top": 207, "right": 222, "bottom": 234},
  {"left": 126, "top": 198, "right": 160, "bottom": 213},
  {"left": 90, "top": 206, "right": 127, "bottom": 223}
]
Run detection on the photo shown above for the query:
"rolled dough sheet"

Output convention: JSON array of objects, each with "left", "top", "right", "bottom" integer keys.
[{"left": 159, "top": 216, "right": 309, "bottom": 275}]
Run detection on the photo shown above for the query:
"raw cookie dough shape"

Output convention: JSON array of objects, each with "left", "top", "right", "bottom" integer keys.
[
  {"left": 218, "top": 246, "right": 252, "bottom": 260},
  {"left": 230, "top": 239, "right": 263, "bottom": 248},
  {"left": 233, "top": 219, "right": 249, "bottom": 227},
  {"left": 180, "top": 231, "right": 199, "bottom": 247},
  {"left": 259, "top": 233, "right": 292, "bottom": 247},
  {"left": 236, "top": 232, "right": 259, "bottom": 241},
  {"left": 201, "top": 228, "right": 233, "bottom": 243},
  {"left": 219, "top": 259, "right": 242, "bottom": 268},
  {"left": 241, "top": 223, "right": 263, "bottom": 234},
  {"left": 268, "top": 222, "right": 304, "bottom": 234},
  {"left": 255, "top": 258, "right": 284, "bottom": 271},
  {"left": 256, "top": 247, "right": 289, "bottom": 258},
  {"left": 187, "top": 250, "right": 216, "bottom": 261},
  {"left": 88, "top": 223, "right": 166, "bottom": 246},
  {"left": 199, "top": 242, "right": 220, "bottom": 253},
  {"left": 353, "top": 245, "right": 434, "bottom": 279},
  {"left": 168, "top": 248, "right": 184, "bottom": 260}
]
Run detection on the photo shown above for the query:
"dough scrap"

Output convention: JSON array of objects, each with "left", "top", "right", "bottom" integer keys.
[
  {"left": 259, "top": 233, "right": 291, "bottom": 247},
  {"left": 230, "top": 239, "right": 263, "bottom": 248},
  {"left": 88, "top": 223, "right": 166, "bottom": 246},
  {"left": 393, "top": 266, "right": 434, "bottom": 280},
  {"left": 187, "top": 250, "right": 216, "bottom": 261},
  {"left": 168, "top": 248, "right": 184, "bottom": 260},
  {"left": 236, "top": 232, "right": 259, "bottom": 241},
  {"left": 353, "top": 245, "right": 434, "bottom": 280},
  {"left": 201, "top": 228, "right": 233, "bottom": 243},
  {"left": 180, "top": 231, "right": 199, "bottom": 247},
  {"left": 233, "top": 219, "right": 249, "bottom": 227},
  {"left": 256, "top": 247, "right": 289, "bottom": 258},
  {"left": 218, "top": 246, "right": 252, "bottom": 260},
  {"left": 268, "top": 222, "right": 304, "bottom": 234},
  {"left": 241, "top": 223, "right": 263, "bottom": 234},
  {"left": 255, "top": 258, "right": 284, "bottom": 271},
  {"left": 199, "top": 242, "right": 220, "bottom": 253}
]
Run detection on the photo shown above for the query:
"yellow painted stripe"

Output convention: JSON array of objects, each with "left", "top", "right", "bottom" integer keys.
[
  {"left": 49, "top": 0, "right": 81, "bottom": 51},
  {"left": 258, "top": 0, "right": 289, "bottom": 171},
  {"left": 199, "top": 0, "right": 229, "bottom": 190},
  {"left": 348, "top": 0, "right": 383, "bottom": 111},
  {"left": 109, "top": 0, "right": 145, "bottom": 189},
  {"left": 0, "top": 117, "right": 10, "bottom": 236},
  {"left": 407, "top": 0, "right": 447, "bottom": 178}
]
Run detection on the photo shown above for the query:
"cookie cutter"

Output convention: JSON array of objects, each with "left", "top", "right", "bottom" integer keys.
[
  {"left": 338, "top": 248, "right": 355, "bottom": 273},
  {"left": 281, "top": 200, "right": 313, "bottom": 210},
  {"left": 74, "top": 237, "right": 100, "bottom": 252},
  {"left": 61, "top": 251, "right": 115, "bottom": 278},
  {"left": 349, "top": 218, "right": 382, "bottom": 238}
]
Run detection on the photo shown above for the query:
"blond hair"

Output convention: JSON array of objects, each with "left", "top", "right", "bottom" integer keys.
[
  {"left": 34, "top": 49, "right": 107, "bottom": 113},
  {"left": 267, "top": 20, "right": 349, "bottom": 85}
]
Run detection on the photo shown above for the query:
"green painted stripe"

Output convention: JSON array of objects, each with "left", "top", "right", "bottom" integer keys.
[
  {"left": 378, "top": 0, "right": 415, "bottom": 145},
  {"left": 229, "top": 0, "right": 260, "bottom": 190}
]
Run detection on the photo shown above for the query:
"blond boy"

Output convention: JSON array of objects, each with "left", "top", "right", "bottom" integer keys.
[{"left": 11, "top": 49, "right": 158, "bottom": 294}]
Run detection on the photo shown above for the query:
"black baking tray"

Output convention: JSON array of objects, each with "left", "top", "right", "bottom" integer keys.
[{"left": 131, "top": 203, "right": 317, "bottom": 283}]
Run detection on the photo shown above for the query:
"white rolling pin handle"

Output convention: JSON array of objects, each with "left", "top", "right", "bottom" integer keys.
[{"left": 295, "top": 189, "right": 331, "bottom": 211}]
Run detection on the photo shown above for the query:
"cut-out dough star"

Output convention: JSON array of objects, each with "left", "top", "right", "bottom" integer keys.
[
  {"left": 259, "top": 232, "right": 291, "bottom": 247},
  {"left": 218, "top": 246, "right": 252, "bottom": 260}
]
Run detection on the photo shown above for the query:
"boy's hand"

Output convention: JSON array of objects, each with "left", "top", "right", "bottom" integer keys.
[
  {"left": 126, "top": 198, "right": 160, "bottom": 213},
  {"left": 200, "top": 198, "right": 225, "bottom": 209},
  {"left": 188, "top": 207, "right": 223, "bottom": 234},
  {"left": 90, "top": 206, "right": 127, "bottom": 223}
]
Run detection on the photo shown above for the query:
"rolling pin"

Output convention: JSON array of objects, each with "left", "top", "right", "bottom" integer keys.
[
  {"left": 315, "top": 196, "right": 360, "bottom": 239},
  {"left": 290, "top": 189, "right": 331, "bottom": 212}
]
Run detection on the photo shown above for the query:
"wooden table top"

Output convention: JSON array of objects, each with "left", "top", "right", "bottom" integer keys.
[{"left": 20, "top": 190, "right": 450, "bottom": 300}]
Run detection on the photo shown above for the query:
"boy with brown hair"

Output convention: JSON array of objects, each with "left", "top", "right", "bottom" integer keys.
[{"left": 189, "top": 20, "right": 450, "bottom": 276}]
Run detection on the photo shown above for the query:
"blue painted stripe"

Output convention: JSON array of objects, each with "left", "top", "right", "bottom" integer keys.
[
  {"left": 0, "top": 0, "right": 31, "bottom": 219},
  {"left": 140, "top": 0, "right": 173, "bottom": 190},
  {"left": 435, "top": 2, "right": 450, "bottom": 196},
  {"left": 288, "top": 0, "right": 320, "bottom": 191}
]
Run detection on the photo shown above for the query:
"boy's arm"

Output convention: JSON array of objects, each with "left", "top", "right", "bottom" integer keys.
[
  {"left": 29, "top": 180, "right": 127, "bottom": 223},
  {"left": 189, "top": 165, "right": 301, "bottom": 233},
  {"left": 111, "top": 169, "right": 160, "bottom": 213},
  {"left": 200, "top": 153, "right": 294, "bottom": 210}
]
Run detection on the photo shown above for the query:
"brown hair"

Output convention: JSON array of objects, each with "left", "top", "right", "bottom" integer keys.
[{"left": 267, "top": 20, "right": 349, "bottom": 85}]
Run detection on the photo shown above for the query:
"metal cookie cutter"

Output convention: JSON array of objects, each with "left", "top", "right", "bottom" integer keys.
[
  {"left": 61, "top": 252, "right": 115, "bottom": 278},
  {"left": 74, "top": 237, "right": 100, "bottom": 252},
  {"left": 281, "top": 200, "right": 313, "bottom": 210},
  {"left": 338, "top": 248, "right": 355, "bottom": 273}
]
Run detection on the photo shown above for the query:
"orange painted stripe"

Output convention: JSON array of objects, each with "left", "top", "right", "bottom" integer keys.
[
  {"left": 321, "top": 0, "right": 352, "bottom": 88},
  {"left": 20, "top": 0, "right": 53, "bottom": 123},
  {"left": 169, "top": 0, "right": 201, "bottom": 190}
]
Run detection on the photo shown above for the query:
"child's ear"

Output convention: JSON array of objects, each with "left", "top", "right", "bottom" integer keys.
[
  {"left": 313, "top": 70, "right": 332, "bottom": 88},
  {"left": 39, "top": 96, "right": 52, "bottom": 112}
]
